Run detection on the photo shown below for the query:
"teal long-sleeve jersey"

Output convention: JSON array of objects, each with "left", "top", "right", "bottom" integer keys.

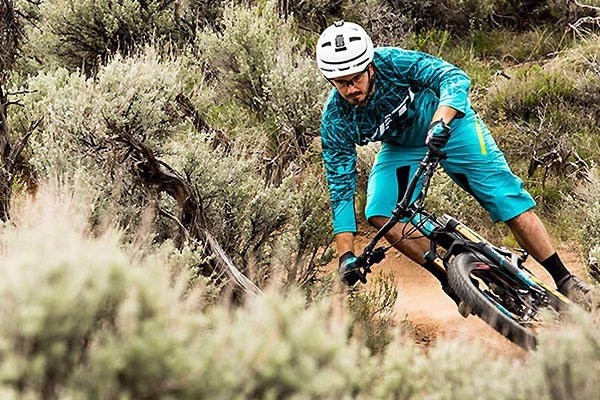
[{"left": 320, "top": 47, "right": 472, "bottom": 234}]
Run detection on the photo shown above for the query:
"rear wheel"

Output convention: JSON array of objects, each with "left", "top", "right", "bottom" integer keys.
[{"left": 447, "top": 252, "right": 566, "bottom": 350}]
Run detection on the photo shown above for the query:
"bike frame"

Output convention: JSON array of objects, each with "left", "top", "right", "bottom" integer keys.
[{"left": 355, "top": 149, "right": 559, "bottom": 301}]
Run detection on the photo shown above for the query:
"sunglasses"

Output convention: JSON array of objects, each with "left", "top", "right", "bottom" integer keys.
[{"left": 330, "top": 65, "right": 371, "bottom": 88}]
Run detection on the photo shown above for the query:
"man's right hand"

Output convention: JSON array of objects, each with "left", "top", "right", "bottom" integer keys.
[{"left": 338, "top": 251, "right": 366, "bottom": 286}]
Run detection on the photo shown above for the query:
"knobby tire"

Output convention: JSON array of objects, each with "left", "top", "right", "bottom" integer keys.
[{"left": 448, "top": 252, "right": 539, "bottom": 350}]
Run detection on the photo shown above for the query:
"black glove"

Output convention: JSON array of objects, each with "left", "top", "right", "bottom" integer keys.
[
  {"left": 425, "top": 119, "right": 451, "bottom": 155},
  {"left": 338, "top": 251, "right": 366, "bottom": 286}
]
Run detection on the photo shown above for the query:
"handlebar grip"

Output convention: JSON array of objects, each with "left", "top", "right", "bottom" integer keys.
[{"left": 357, "top": 247, "right": 387, "bottom": 268}]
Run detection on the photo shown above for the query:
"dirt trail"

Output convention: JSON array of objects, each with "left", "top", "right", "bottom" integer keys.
[{"left": 358, "top": 232, "right": 585, "bottom": 359}]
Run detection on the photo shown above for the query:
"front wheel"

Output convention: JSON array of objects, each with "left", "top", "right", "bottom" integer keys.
[{"left": 447, "top": 252, "right": 567, "bottom": 350}]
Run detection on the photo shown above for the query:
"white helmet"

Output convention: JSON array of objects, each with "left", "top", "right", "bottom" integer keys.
[{"left": 316, "top": 21, "right": 374, "bottom": 79}]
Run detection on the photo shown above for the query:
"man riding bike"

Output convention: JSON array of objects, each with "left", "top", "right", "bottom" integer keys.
[{"left": 316, "top": 21, "right": 591, "bottom": 305}]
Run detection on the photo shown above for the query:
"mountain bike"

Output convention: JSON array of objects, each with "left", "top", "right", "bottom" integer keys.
[{"left": 352, "top": 149, "right": 573, "bottom": 350}]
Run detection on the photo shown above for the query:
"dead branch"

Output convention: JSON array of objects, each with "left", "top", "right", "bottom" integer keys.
[
  {"left": 573, "top": 0, "right": 600, "bottom": 12},
  {"left": 569, "top": 0, "right": 600, "bottom": 34},
  {"left": 8, "top": 116, "right": 42, "bottom": 167},
  {"left": 205, "top": 231, "right": 261, "bottom": 297},
  {"left": 159, "top": 208, "right": 191, "bottom": 242},
  {"left": 174, "top": 93, "right": 231, "bottom": 152},
  {"left": 0, "top": 87, "right": 41, "bottom": 220},
  {"left": 569, "top": 16, "right": 600, "bottom": 30},
  {"left": 118, "top": 130, "right": 261, "bottom": 299}
]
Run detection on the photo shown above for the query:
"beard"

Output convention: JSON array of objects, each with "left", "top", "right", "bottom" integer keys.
[
  {"left": 344, "top": 77, "right": 374, "bottom": 106},
  {"left": 345, "top": 92, "right": 367, "bottom": 106}
]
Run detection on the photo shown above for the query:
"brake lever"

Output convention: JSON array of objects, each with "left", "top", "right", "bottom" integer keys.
[
  {"left": 356, "top": 247, "right": 387, "bottom": 280},
  {"left": 370, "top": 247, "right": 387, "bottom": 264}
]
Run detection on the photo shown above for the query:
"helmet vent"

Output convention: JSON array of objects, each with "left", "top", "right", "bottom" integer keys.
[{"left": 316, "top": 21, "right": 374, "bottom": 79}]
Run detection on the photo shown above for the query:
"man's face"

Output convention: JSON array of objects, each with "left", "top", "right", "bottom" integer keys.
[{"left": 330, "top": 64, "right": 374, "bottom": 106}]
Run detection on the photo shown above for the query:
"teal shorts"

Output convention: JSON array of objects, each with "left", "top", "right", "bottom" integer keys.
[{"left": 365, "top": 112, "right": 536, "bottom": 223}]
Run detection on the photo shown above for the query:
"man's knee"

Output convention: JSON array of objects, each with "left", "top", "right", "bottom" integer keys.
[{"left": 505, "top": 209, "right": 537, "bottom": 228}]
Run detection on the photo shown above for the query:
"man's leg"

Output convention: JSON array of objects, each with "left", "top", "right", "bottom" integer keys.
[
  {"left": 439, "top": 112, "right": 592, "bottom": 303},
  {"left": 364, "top": 145, "right": 435, "bottom": 268},
  {"left": 505, "top": 210, "right": 556, "bottom": 262},
  {"left": 506, "top": 210, "right": 591, "bottom": 301},
  {"left": 367, "top": 216, "right": 429, "bottom": 264},
  {"left": 364, "top": 144, "right": 459, "bottom": 306}
]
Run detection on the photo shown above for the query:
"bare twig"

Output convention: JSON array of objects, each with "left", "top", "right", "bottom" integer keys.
[
  {"left": 569, "top": 16, "right": 600, "bottom": 30},
  {"left": 204, "top": 231, "right": 262, "bottom": 297},
  {"left": 8, "top": 116, "right": 42, "bottom": 164},
  {"left": 573, "top": 0, "right": 600, "bottom": 12},
  {"left": 569, "top": 0, "right": 600, "bottom": 34},
  {"left": 159, "top": 208, "right": 191, "bottom": 242},
  {"left": 174, "top": 93, "right": 231, "bottom": 152}
]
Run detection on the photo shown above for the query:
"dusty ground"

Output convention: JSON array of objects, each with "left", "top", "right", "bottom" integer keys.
[{"left": 355, "top": 231, "right": 586, "bottom": 359}]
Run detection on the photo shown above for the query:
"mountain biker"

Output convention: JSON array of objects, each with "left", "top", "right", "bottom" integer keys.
[{"left": 316, "top": 20, "right": 592, "bottom": 305}]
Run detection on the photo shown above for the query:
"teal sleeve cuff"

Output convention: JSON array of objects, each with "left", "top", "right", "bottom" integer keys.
[{"left": 439, "top": 97, "right": 470, "bottom": 118}]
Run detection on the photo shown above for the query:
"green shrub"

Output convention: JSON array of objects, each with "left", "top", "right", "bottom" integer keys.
[
  {"left": 282, "top": 169, "right": 335, "bottom": 285},
  {"left": 170, "top": 130, "right": 334, "bottom": 288},
  {"left": 0, "top": 181, "right": 130, "bottom": 399},
  {"left": 590, "top": 245, "right": 600, "bottom": 282},
  {"left": 2, "top": 181, "right": 600, "bottom": 400},
  {"left": 575, "top": 168, "right": 600, "bottom": 276},
  {"left": 77, "top": 288, "right": 367, "bottom": 399},
  {"left": 346, "top": 0, "right": 495, "bottom": 36},
  {"left": 10, "top": 41, "right": 334, "bottom": 289},
  {"left": 488, "top": 64, "right": 578, "bottom": 120},
  {"left": 12, "top": 47, "right": 186, "bottom": 171},
  {"left": 483, "top": 38, "right": 600, "bottom": 214},
  {"left": 173, "top": 0, "right": 227, "bottom": 33},
  {"left": 196, "top": 0, "right": 298, "bottom": 115},
  {"left": 22, "top": 0, "right": 229, "bottom": 73},
  {"left": 0, "top": 181, "right": 359, "bottom": 399},
  {"left": 468, "top": 27, "right": 574, "bottom": 63},
  {"left": 530, "top": 313, "right": 600, "bottom": 400},
  {"left": 493, "top": 0, "right": 599, "bottom": 30},
  {"left": 341, "top": 0, "right": 414, "bottom": 45},
  {"left": 28, "top": 0, "right": 179, "bottom": 71},
  {"left": 280, "top": 0, "right": 342, "bottom": 32},
  {"left": 0, "top": 0, "right": 20, "bottom": 74},
  {"left": 195, "top": 0, "right": 329, "bottom": 181},
  {"left": 9, "top": 47, "right": 189, "bottom": 234},
  {"left": 348, "top": 273, "right": 399, "bottom": 354},
  {"left": 420, "top": 340, "right": 528, "bottom": 400},
  {"left": 176, "top": 134, "right": 292, "bottom": 278},
  {"left": 369, "top": 341, "right": 425, "bottom": 400},
  {"left": 486, "top": 37, "right": 600, "bottom": 121}
]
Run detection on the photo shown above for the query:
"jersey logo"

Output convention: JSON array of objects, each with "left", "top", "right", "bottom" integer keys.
[{"left": 365, "top": 88, "right": 414, "bottom": 142}]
